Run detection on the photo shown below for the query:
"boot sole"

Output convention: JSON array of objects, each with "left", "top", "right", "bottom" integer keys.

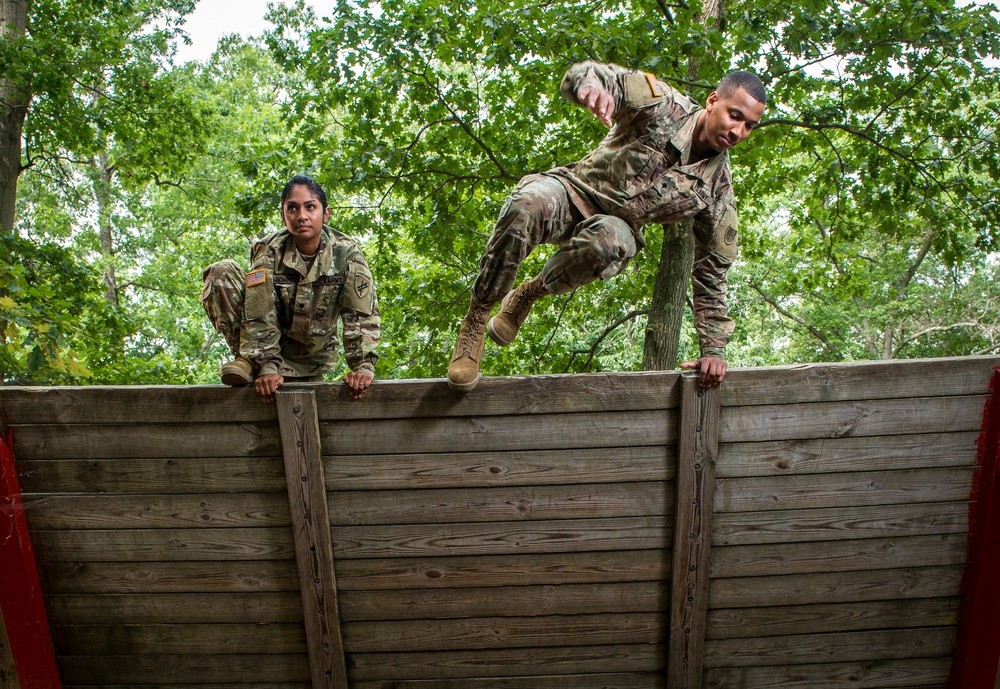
[
  {"left": 487, "top": 318, "right": 514, "bottom": 347},
  {"left": 220, "top": 370, "right": 253, "bottom": 386},
  {"left": 447, "top": 373, "right": 481, "bottom": 392}
]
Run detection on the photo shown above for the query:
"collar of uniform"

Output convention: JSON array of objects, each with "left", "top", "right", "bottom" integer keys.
[
  {"left": 671, "top": 110, "right": 729, "bottom": 178},
  {"left": 280, "top": 229, "right": 330, "bottom": 279}
]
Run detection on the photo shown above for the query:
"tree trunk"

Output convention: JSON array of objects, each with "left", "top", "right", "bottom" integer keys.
[
  {"left": 95, "top": 151, "right": 118, "bottom": 305},
  {"left": 643, "top": 220, "right": 696, "bottom": 369},
  {"left": 642, "top": 0, "right": 723, "bottom": 371},
  {"left": 0, "top": 0, "right": 28, "bottom": 234}
]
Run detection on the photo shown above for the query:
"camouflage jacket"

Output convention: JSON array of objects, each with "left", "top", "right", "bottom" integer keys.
[
  {"left": 549, "top": 61, "right": 738, "bottom": 358},
  {"left": 240, "top": 226, "right": 380, "bottom": 378}
]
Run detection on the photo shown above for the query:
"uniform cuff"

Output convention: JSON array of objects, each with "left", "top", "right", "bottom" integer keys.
[{"left": 256, "top": 361, "right": 280, "bottom": 377}]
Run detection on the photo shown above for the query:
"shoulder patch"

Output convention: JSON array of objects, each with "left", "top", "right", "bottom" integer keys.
[
  {"left": 623, "top": 71, "right": 665, "bottom": 108},
  {"left": 246, "top": 269, "right": 267, "bottom": 287}
]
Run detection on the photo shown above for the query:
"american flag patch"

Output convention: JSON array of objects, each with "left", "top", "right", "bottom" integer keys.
[{"left": 246, "top": 270, "right": 266, "bottom": 287}]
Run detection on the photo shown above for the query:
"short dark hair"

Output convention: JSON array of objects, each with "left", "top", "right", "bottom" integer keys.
[
  {"left": 717, "top": 70, "right": 766, "bottom": 105},
  {"left": 281, "top": 175, "right": 328, "bottom": 211}
]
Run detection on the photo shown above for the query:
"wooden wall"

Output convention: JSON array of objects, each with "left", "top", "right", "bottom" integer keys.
[{"left": 0, "top": 355, "right": 997, "bottom": 689}]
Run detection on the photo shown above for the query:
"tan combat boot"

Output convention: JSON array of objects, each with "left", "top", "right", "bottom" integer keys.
[
  {"left": 447, "top": 298, "right": 492, "bottom": 391},
  {"left": 487, "top": 274, "right": 547, "bottom": 346},
  {"left": 220, "top": 357, "right": 254, "bottom": 386}
]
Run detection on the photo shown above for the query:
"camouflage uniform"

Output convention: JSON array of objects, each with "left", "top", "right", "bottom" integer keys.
[
  {"left": 473, "top": 61, "right": 739, "bottom": 358},
  {"left": 202, "top": 226, "right": 380, "bottom": 380}
]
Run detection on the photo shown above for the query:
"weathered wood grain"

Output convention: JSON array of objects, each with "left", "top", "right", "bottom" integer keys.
[
  {"left": 9, "top": 422, "right": 282, "bottom": 460},
  {"left": 45, "top": 593, "right": 304, "bottom": 625},
  {"left": 704, "top": 627, "right": 956, "bottom": 668},
  {"left": 330, "top": 481, "right": 673, "bottom": 525},
  {"left": 720, "top": 356, "right": 999, "bottom": 407},
  {"left": 57, "top": 654, "right": 310, "bottom": 684},
  {"left": 719, "top": 395, "right": 987, "bottom": 443},
  {"left": 338, "top": 581, "right": 668, "bottom": 622},
  {"left": 17, "top": 456, "right": 287, "bottom": 494},
  {"left": 705, "top": 597, "right": 960, "bottom": 640},
  {"left": 24, "top": 493, "right": 292, "bottom": 530},
  {"left": 716, "top": 431, "right": 979, "bottom": 478},
  {"left": 341, "top": 612, "right": 665, "bottom": 652},
  {"left": 324, "top": 445, "right": 676, "bottom": 490},
  {"left": 330, "top": 516, "right": 671, "bottom": 558},
  {"left": 32, "top": 527, "right": 296, "bottom": 563},
  {"left": 669, "top": 377, "right": 720, "bottom": 689},
  {"left": 334, "top": 549, "right": 669, "bottom": 591},
  {"left": 715, "top": 466, "right": 974, "bottom": 513},
  {"left": 349, "top": 673, "right": 665, "bottom": 689},
  {"left": 0, "top": 606, "right": 17, "bottom": 689},
  {"left": 61, "top": 685, "right": 310, "bottom": 689},
  {"left": 702, "top": 657, "right": 951, "bottom": 689},
  {"left": 713, "top": 501, "right": 969, "bottom": 546},
  {"left": 39, "top": 561, "right": 299, "bottom": 594},
  {"left": 321, "top": 409, "right": 677, "bottom": 455},
  {"left": 709, "top": 565, "right": 964, "bottom": 609},
  {"left": 52, "top": 623, "right": 305, "bottom": 655},
  {"left": 345, "top": 643, "right": 665, "bottom": 681},
  {"left": 276, "top": 390, "right": 348, "bottom": 689},
  {"left": 710, "top": 533, "right": 967, "bottom": 578}
]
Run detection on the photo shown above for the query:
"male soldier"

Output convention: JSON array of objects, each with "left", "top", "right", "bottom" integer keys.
[
  {"left": 447, "top": 61, "right": 766, "bottom": 391},
  {"left": 202, "top": 175, "right": 380, "bottom": 402}
]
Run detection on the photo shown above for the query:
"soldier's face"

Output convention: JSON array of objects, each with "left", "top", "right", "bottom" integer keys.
[
  {"left": 699, "top": 87, "right": 764, "bottom": 153},
  {"left": 281, "top": 184, "right": 331, "bottom": 253}
]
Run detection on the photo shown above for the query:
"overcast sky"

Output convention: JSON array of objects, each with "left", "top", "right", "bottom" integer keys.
[{"left": 172, "top": 0, "right": 303, "bottom": 63}]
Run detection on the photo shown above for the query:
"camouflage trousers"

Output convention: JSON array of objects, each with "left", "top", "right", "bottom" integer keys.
[
  {"left": 201, "top": 259, "right": 245, "bottom": 358},
  {"left": 472, "top": 175, "right": 637, "bottom": 304}
]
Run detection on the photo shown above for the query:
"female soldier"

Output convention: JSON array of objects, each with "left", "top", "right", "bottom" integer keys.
[{"left": 202, "top": 175, "right": 380, "bottom": 402}]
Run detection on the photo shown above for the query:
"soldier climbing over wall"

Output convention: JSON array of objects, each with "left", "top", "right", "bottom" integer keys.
[
  {"left": 202, "top": 175, "right": 380, "bottom": 402},
  {"left": 447, "top": 62, "right": 766, "bottom": 391}
]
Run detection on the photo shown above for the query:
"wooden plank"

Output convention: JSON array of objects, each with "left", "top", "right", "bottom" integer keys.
[
  {"left": 719, "top": 395, "right": 985, "bottom": 443},
  {"left": 24, "top": 493, "right": 292, "bottom": 530},
  {"left": 345, "top": 643, "right": 665, "bottom": 681},
  {"left": 702, "top": 657, "right": 951, "bottom": 689},
  {"left": 276, "top": 390, "right": 347, "bottom": 689},
  {"left": 45, "top": 593, "right": 305, "bottom": 625},
  {"left": 31, "top": 527, "right": 296, "bottom": 562},
  {"left": 342, "top": 612, "right": 665, "bottom": 652},
  {"left": 350, "top": 673, "right": 665, "bottom": 689},
  {"left": 321, "top": 409, "right": 676, "bottom": 455},
  {"left": 9, "top": 422, "right": 282, "bottom": 460},
  {"left": 668, "top": 376, "right": 720, "bottom": 689},
  {"left": 338, "top": 581, "right": 668, "bottom": 622},
  {"left": 0, "top": 606, "right": 19, "bottom": 689},
  {"left": 720, "top": 356, "right": 1000, "bottom": 407},
  {"left": 706, "top": 597, "right": 960, "bottom": 640},
  {"left": 52, "top": 623, "right": 305, "bottom": 655},
  {"left": 719, "top": 395, "right": 987, "bottom": 443},
  {"left": 713, "top": 501, "right": 969, "bottom": 546},
  {"left": 334, "top": 549, "right": 669, "bottom": 591},
  {"left": 331, "top": 516, "right": 671, "bottom": 559},
  {"left": 325, "top": 445, "right": 675, "bottom": 490},
  {"left": 0, "top": 372, "right": 682, "bottom": 424},
  {"left": 62, "top": 685, "right": 310, "bottom": 689},
  {"left": 715, "top": 466, "right": 974, "bottom": 513},
  {"left": 0, "top": 427, "right": 62, "bottom": 689},
  {"left": 711, "top": 533, "right": 967, "bottom": 578},
  {"left": 57, "top": 654, "right": 310, "bottom": 684},
  {"left": 709, "top": 565, "right": 964, "bottom": 609},
  {"left": 717, "top": 431, "right": 979, "bottom": 478},
  {"left": 951, "top": 366, "right": 1000, "bottom": 689},
  {"left": 704, "top": 627, "right": 956, "bottom": 668},
  {"left": 330, "top": 481, "right": 672, "bottom": 525},
  {"left": 40, "top": 561, "right": 299, "bottom": 594},
  {"left": 17, "top": 456, "right": 286, "bottom": 494}
]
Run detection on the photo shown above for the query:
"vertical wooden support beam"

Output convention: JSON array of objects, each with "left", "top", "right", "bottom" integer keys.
[
  {"left": 0, "top": 423, "right": 61, "bottom": 688},
  {"left": 667, "top": 375, "right": 720, "bottom": 689},
  {"left": 951, "top": 367, "right": 1000, "bottom": 689},
  {"left": 276, "top": 391, "right": 349, "bottom": 689}
]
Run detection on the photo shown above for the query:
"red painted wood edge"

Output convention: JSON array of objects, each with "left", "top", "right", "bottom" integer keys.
[
  {"left": 950, "top": 366, "right": 1000, "bottom": 689},
  {"left": 0, "top": 419, "right": 62, "bottom": 688}
]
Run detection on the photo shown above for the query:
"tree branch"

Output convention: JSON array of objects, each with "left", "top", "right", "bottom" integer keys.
[
  {"left": 750, "top": 282, "right": 839, "bottom": 357},
  {"left": 568, "top": 309, "right": 648, "bottom": 372}
]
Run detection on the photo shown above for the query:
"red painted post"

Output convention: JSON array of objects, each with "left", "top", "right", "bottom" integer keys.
[
  {"left": 951, "top": 367, "right": 1000, "bottom": 689},
  {"left": 0, "top": 421, "right": 62, "bottom": 688}
]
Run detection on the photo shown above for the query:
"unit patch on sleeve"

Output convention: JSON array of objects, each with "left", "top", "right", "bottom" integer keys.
[{"left": 623, "top": 71, "right": 666, "bottom": 108}]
